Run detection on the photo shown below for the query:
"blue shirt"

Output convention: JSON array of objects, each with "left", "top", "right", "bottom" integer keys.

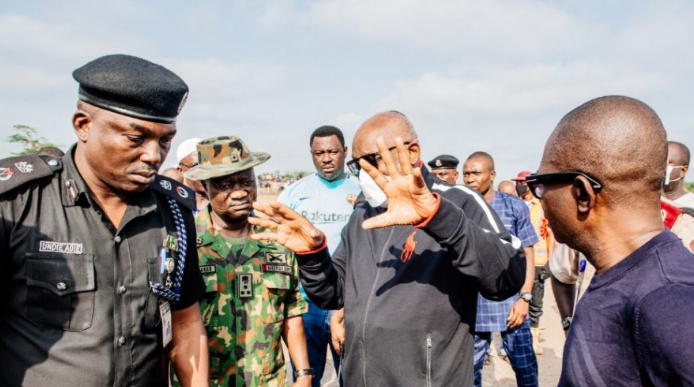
[
  {"left": 475, "top": 191, "right": 539, "bottom": 332},
  {"left": 559, "top": 231, "right": 694, "bottom": 386}
]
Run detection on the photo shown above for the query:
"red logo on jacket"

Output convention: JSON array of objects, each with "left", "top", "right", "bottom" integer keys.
[{"left": 400, "top": 231, "right": 418, "bottom": 262}]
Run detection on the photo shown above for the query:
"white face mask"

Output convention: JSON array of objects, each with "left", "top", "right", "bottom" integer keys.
[
  {"left": 664, "top": 165, "right": 684, "bottom": 186},
  {"left": 358, "top": 168, "right": 388, "bottom": 208}
]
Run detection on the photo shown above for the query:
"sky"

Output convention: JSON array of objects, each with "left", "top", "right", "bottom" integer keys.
[{"left": 1, "top": 0, "right": 693, "bottom": 183}]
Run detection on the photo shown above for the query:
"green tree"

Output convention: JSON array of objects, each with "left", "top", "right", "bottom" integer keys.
[
  {"left": 8, "top": 125, "right": 58, "bottom": 155},
  {"left": 686, "top": 181, "right": 694, "bottom": 193}
]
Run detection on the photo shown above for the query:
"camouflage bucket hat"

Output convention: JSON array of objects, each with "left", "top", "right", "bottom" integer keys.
[{"left": 183, "top": 136, "right": 271, "bottom": 181}]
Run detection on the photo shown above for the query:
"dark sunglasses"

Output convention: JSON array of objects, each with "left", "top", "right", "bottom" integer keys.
[
  {"left": 346, "top": 141, "right": 413, "bottom": 176},
  {"left": 525, "top": 172, "right": 602, "bottom": 199}
]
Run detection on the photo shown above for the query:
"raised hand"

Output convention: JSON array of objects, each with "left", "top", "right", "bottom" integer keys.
[
  {"left": 248, "top": 201, "right": 324, "bottom": 253},
  {"left": 360, "top": 136, "right": 439, "bottom": 230}
]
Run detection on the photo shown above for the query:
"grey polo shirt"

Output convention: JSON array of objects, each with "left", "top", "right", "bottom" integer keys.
[{"left": 0, "top": 150, "right": 204, "bottom": 387}]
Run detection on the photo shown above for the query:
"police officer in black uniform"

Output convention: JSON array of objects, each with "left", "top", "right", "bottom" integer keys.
[
  {"left": 427, "top": 154, "right": 460, "bottom": 184},
  {"left": 0, "top": 55, "right": 209, "bottom": 387}
]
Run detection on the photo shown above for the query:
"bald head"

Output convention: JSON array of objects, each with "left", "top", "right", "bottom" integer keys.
[
  {"left": 498, "top": 180, "right": 516, "bottom": 196},
  {"left": 668, "top": 141, "right": 691, "bottom": 167},
  {"left": 541, "top": 96, "right": 667, "bottom": 205},
  {"left": 352, "top": 111, "right": 418, "bottom": 158}
]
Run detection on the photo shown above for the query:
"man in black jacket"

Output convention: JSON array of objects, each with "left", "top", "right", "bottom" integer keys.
[{"left": 250, "top": 111, "right": 526, "bottom": 387}]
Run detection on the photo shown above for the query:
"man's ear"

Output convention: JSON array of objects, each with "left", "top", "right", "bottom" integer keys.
[
  {"left": 73, "top": 110, "right": 92, "bottom": 142},
  {"left": 343, "top": 146, "right": 348, "bottom": 157},
  {"left": 572, "top": 175, "right": 597, "bottom": 213}
]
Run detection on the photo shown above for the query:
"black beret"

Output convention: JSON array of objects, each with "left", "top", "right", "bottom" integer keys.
[
  {"left": 73, "top": 54, "right": 189, "bottom": 123},
  {"left": 427, "top": 154, "right": 459, "bottom": 170}
]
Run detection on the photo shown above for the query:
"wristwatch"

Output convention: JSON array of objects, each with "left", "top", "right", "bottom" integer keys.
[
  {"left": 294, "top": 368, "right": 315, "bottom": 378},
  {"left": 519, "top": 292, "right": 533, "bottom": 303},
  {"left": 562, "top": 317, "right": 573, "bottom": 330}
]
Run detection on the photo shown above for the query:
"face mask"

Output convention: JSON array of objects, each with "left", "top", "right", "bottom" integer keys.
[
  {"left": 664, "top": 165, "right": 684, "bottom": 186},
  {"left": 515, "top": 184, "right": 528, "bottom": 197},
  {"left": 358, "top": 168, "right": 388, "bottom": 208}
]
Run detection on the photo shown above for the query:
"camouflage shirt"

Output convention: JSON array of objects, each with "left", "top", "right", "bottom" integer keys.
[{"left": 174, "top": 207, "right": 307, "bottom": 387}]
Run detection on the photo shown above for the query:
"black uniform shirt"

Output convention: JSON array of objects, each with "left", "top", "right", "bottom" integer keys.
[{"left": 0, "top": 149, "right": 204, "bottom": 387}]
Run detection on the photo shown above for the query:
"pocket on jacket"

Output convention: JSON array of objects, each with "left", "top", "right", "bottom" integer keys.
[
  {"left": 262, "top": 273, "right": 291, "bottom": 323},
  {"left": 25, "top": 252, "right": 95, "bottom": 331},
  {"left": 144, "top": 257, "right": 162, "bottom": 329},
  {"left": 199, "top": 266, "right": 227, "bottom": 327}
]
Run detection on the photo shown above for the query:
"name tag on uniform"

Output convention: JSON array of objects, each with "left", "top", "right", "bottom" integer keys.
[
  {"left": 261, "top": 264, "right": 292, "bottom": 274},
  {"left": 39, "top": 241, "right": 83, "bottom": 254},
  {"left": 199, "top": 265, "right": 216, "bottom": 274},
  {"left": 159, "top": 301, "right": 172, "bottom": 347}
]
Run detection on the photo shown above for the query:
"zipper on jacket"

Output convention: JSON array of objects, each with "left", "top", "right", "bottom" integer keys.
[
  {"left": 426, "top": 333, "right": 432, "bottom": 387},
  {"left": 361, "top": 228, "right": 395, "bottom": 387}
]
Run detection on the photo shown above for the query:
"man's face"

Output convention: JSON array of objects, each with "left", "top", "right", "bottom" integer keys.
[
  {"left": 178, "top": 152, "right": 207, "bottom": 197},
  {"left": 515, "top": 181, "right": 531, "bottom": 198},
  {"left": 463, "top": 158, "right": 495, "bottom": 195},
  {"left": 311, "top": 135, "right": 346, "bottom": 179},
  {"left": 432, "top": 168, "right": 458, "bottom": 184},
  {"left": 205, "top": 169, "right": 256, "bottom": 223},
  {"left": 664, "top": 143, "right": 688, "bottom": 191},
  {"left": 352, "top": 132, "right": 418, "bottom": 176},
  {"left": 534, "top": 162, "right": 580, "bottom": 247},
  {"left": 79, "top": 108, "right": 176, "bottom": 193}
]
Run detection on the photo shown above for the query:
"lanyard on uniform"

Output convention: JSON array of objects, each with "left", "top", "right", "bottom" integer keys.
[{"left": 151, "top": 197, "right": 187, "bottom": 304}]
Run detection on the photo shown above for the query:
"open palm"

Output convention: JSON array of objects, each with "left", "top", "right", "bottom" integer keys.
[
  {"left": 360, "top": 137, "right": 439, "bottom": 230},
  {"left": 248, "top": 202, "right": 325, "bottom": 253}
]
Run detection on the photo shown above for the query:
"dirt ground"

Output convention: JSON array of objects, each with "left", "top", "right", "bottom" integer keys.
[{"left": 260, "top": 191, "right": 594, "bottom": 387}]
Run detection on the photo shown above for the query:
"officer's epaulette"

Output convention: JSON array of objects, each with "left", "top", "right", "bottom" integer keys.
[
  {"left": 0, "top": 154, "right": 62, "bottom": 196},
  {"left": 151, "top": 174, "right": 197, "bottom": 211}
]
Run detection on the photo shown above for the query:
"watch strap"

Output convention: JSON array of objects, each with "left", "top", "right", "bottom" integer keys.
[{"left": 294, "top": 368, "right": 315, "bottom": 378}]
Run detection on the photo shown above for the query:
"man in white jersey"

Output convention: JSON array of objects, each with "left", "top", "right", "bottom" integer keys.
[{"left": 278, "top": 125, "right": 361, "bottom": 386}]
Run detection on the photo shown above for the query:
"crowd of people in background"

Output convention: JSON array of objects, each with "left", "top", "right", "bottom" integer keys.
[{"left": 2, "top": 53, "right": 694, "bottom": 387}]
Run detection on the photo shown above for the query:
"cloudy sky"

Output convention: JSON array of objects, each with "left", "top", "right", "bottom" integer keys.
[{"left": 1, "top": 0, "right": 693, "bottom": 182}]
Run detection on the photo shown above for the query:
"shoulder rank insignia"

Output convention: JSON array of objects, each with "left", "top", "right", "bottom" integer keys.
[
  {"left": 0, "top": 155, "right": 58, "bottom": 196},
  {"left": 266, "top": 252, "right": 287, "bottom": 264},
  {"left": 151, "top": 174, "right": 196, "bottom": 211}
]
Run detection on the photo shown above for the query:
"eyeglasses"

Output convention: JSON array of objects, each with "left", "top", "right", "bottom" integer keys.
[
  {"left": 525, "top": 172, "right": 602, "bottom": 199},
  {"left": 346, "top": 141, "right": 414, "bottom": 176}
]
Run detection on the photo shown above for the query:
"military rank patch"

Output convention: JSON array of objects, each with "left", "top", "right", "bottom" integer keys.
[
  {"left": 262, "top": 264, "right": 292, "bottom": 274},
  {"left": 237, "top": 273, "right": 253, "bottom": 299},
  {"left": 266, "top": 252, "right": 287, "bottom": 264},
  {"left": 199, "top": 265, "right": 216, "bottom": 274}
]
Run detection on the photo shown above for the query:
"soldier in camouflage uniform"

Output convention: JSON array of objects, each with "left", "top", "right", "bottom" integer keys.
[{"left": 174, "top": 136, "right": 311, "bottom": 387}]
